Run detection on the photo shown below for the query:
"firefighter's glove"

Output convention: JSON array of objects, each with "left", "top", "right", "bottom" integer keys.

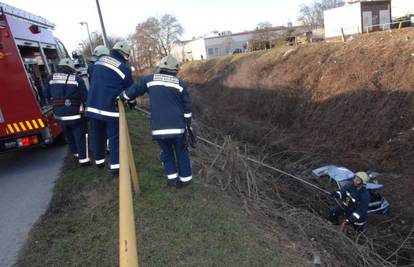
[
  {"left": 346, "top": 216, "right": 355, "bottom": 225},
  {"left": 185, "top": 126, "right": 197, "bottom": 149},
  {"left": 128, "top": 99, "right": 138, "bottom": 110},
  {"left": 331, "top": 191, "right": 341, "bottom": 199},
  {"left": 185, "top": 117, "right": 192, "bottom": 128},
  {"left": 117, "top": 92, "right": 129, "bottom": 103}
]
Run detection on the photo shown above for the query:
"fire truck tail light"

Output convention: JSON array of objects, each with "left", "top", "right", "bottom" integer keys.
[
  {"left": 20, "top": 137, "right": 30, "bottom": 147},
  {"left": 17, "top": 135, "right": 39, "bottom": 147},
  {"left": 30, "top": 135, "right": 39, "bottom": 144}
]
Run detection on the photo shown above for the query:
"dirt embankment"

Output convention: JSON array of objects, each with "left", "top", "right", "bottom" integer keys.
[
  {"left": 180, "top": 28, "right": 414, "bottom": 265},
  {"left": 182, "top": 29, "right": 414, "bottom": 170},
  {"left": 181, "top": 28, "right": 414, "bottom": 176}
]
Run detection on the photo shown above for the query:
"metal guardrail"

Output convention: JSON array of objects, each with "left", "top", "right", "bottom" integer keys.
[{"left": 118, "top": 101, "right": 140, "bottom": 267}]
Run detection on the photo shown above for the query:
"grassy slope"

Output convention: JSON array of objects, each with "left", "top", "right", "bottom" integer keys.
[{"left": 17, "top": 112, "right": 297, "bottom": 267}]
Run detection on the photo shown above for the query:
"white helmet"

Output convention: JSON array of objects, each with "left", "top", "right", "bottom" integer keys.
[
  {"left": 93, "top": 45, "right": 110, "bottom": 57},
  {"left": 355, "top": 172, "right": 370, "bottom": 185},
  {"left": 113, "top": 41, "right": 131, "bottom": 58},
  {"left": 58, "top": 58, "right": 76, "bottom": 70},
  {"left": 159, "top": 55, "right": 180, "bottom": 71},
  {"left": 91, "top": 45, "right": 110, "bottom": 62}
]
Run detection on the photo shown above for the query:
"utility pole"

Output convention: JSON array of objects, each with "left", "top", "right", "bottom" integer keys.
[{"left": 95, "top": 0, "right": 110, "bottom": 48}]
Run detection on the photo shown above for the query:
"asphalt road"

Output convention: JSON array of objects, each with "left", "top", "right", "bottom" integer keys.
[{"left": 0, "top": 146, "right": 67, "bottom": 267}]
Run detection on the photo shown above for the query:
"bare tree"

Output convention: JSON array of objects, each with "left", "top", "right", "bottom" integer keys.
[
  {"left": 131, "top": 14, "right": 183, "bottom": 71},
  {"left": 251, "top": 22, "right": 277, "bottom": 51},
  {"left": 131, "top": 17, "right": 160, "bottom": 70},
  {"left": 159, "top": 14, "right": 184, "bottom": 56},
  {"left": 298, "top": 0, "right": 345, "bottom": 29},
  {"left": 78, "top": 32, "right": 120, "bottom": 60},
  {"left": 257, "top": 21, "right": 273, "bottom": 30}
]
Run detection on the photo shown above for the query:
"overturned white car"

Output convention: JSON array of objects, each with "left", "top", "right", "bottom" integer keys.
[{"left": 312, "top": 166, "right": 390, "bottom": 215}]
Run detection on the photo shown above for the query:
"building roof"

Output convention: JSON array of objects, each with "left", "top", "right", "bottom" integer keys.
[
  {"left": 205, "top": 26, "right": 288, "bottom": 40},
  {"left": 175, "top": 25, "right": 310, "bottom": 44}
]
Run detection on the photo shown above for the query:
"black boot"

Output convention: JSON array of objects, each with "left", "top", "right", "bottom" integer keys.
[
  {"left": 177, "top": 179, "right": 192, "bottom": 188},
  {"left": 96, "top": 163, "right": 105, "bottom": 169},
  {"left": 167, "top": 178, "right": 178, "bottom": 187},
  {"left": 80, "top": 161, "right": 91, "bottom": 167}
]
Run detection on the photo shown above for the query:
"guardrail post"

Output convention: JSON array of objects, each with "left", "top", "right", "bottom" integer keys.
[{"left": 118, "top": 101, "right": 139, "bottom": 267}]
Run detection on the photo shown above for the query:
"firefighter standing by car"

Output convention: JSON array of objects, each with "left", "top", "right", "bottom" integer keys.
[
  {"left": 119, "top": 55, "right": 193, "bottom": 187},
  {"left": 85, "top": 41, "right": 133, "bottom": 174},
  {"left": 329, "top": 172, "right": 370, "bottom": 232},
  {"left": 45, "top": 58, "right": 89, "bottom": 166}
]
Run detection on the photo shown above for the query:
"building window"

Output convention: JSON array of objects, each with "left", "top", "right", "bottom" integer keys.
[
  {"left": 208, "top": 48, "right": 214, "bottom": 56},
  {"left": 214, "top": 48, "right": 219, "bottom": 56}
]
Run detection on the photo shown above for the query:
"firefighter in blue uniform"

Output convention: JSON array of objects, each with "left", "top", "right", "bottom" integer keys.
[
  {"left": 87, "top": 45, "right": 111, "bottom": 152},
  {"left": 329, "top": 172, "right": 370, "bottom": 232},
  {"left": 119, "top": 55, "right": 193, "bottom": 187},
  {"left": 85, "top": 41, "right": 133, "bottom": 174},
  {"left": 45, "top": 58, "right": 89, "bottom": 165},
  {"left": 87, "top": 45, "right": 110, "bottom": 83}
]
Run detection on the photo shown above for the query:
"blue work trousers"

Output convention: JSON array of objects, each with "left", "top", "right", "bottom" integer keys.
[
  {"left": 157, "top": 137, "right": 192, "bottom": 183},
  {"left": 62, "top": 121, "right": 89, "bottom": 163},
  {"left": 90, "top": 118, "right": 119, "bottom": 171}
]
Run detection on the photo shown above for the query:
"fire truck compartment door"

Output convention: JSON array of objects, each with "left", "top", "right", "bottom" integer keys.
[{"left": 6, "top": 15, "right": 55, "bottom": 44}]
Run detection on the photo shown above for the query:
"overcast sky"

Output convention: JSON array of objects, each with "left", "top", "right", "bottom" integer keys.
[{"left": 2, "top": 0, "right": 413, "bottom": 52}]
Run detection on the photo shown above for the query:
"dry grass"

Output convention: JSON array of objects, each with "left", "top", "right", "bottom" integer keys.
[{"left": 192, "top": 124, "right": 396, "bottom": 267}]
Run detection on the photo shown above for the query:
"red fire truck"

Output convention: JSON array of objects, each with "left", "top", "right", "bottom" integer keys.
[{"left": 0, "top": 3, "right": 70, "bottom": 152}]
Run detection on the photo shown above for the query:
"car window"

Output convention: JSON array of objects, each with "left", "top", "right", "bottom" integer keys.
[{"left": 339, "top": 180, "right": 352, "bottom": 189}]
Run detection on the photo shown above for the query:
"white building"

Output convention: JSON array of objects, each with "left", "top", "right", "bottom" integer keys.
[
  {"left": 171, "top": 37, "right": 207, "bottom": 62},
  {"left": 171, "top": 27, "right": 308, "bottom": 62},
  {"left": 324, "top": 0, "right": 392, "bottom": 39},
  {"left": 392, "top": 0, "right": 414, "bottom": 18}
]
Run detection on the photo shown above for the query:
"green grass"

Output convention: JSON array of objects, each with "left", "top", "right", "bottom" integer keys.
[{"left": 17, "top": 112, "right": 295, "bottom": 267}]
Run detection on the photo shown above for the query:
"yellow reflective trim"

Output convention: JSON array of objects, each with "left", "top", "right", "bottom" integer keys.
[
  {"left": 25, "top": 121, "right": 33, "bottom": 130},
  {"left": 19, "top": 122, "right": 27, "bottom": 131},
  {"left": 37, "top": 119, "right": 45, "bottom": 128},
  {"left": 6, "top": 128, "right": 9, "bottom": 135},
  {"left": 7, "top": 125, "right": 15, "bottom": 134},
  {"left": 13, "top": 123, "right": 20, "bottom": 132},
  {"left": 31, "top": 120, "right": 39, "bottom": 129}
]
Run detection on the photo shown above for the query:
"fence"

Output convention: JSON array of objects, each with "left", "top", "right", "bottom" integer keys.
[
  {"left": 118, "top": 101, "right": 140, "bottom": 267},
  {"left": 328, "top": 19, "right": 413, "bottom": 42},
  {"left": 364, "top": 19, "right": 413, "bottom": 33}
]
